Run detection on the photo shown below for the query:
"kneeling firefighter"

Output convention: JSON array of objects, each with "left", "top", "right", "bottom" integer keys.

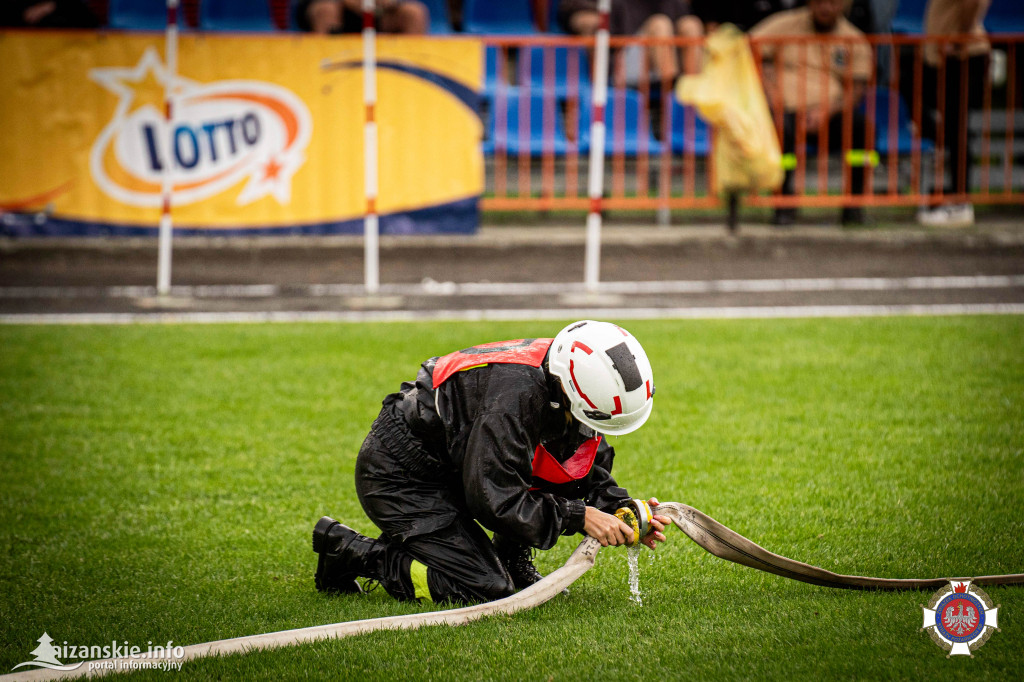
[{"left": 313, "top": 320, "right": 670, "bottom": 604}]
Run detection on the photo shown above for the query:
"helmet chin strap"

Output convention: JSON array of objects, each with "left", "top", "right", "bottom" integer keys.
[
  {"left": 544, "top": 369, "right": 574, "bottom": 423},
  {"left": 548, "top": 364, "right": 614, "bottom": 431}
]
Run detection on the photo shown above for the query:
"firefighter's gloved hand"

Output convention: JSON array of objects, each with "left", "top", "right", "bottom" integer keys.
[{"left": 584, "top": 506, "right": 635, "bottom": 546}]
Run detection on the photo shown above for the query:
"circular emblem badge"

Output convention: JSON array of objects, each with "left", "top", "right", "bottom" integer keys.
[
  {"left": 935, "top": 592, "right": 985, "bottom": 641},
  {"left": 922, "top": 581, "right": 1000, "bottom": 657}
]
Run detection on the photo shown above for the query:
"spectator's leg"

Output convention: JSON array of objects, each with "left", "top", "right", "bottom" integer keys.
[
  {"left": 638, "top": 13, "right": 678, "bottom": 83},
  {"left": 967, "top": 53, "right": 990, "bottom": 193},
  {"left": 22, "top": 0, "right": 100, "bottom": 28},
  {"left": 919, "top": 61, "right": 939, "bottom": 147},
  {"left": 916, "top": 58, "right": 976, "bottom": 226},
  {"left": 852, "top": 109, "right": 867, "bottom": 196},
  {"left": 675, "top": 15, "right": 704, "bottom": 75},
  {"left": 338, "top": 3, "right": 364, "bottom": 33},
  {"left": 942, "top": 55, "right": 966, "bottom": 196},
  {"left": 447, "top": 0, "right": 462, "bottom": 31},
  {"left": 381, "top": 0, "right": 429, "bottom": 34},
  {"left": 828, "top": 108, "right": 868, "bottom": 195},
  {"left": 305, "top": 0, "right": 342, "bottom": 34},
  {"left": 567, "top": 10, "right": 601, "bottom": 36},
  {"left": 948, "top": 54, "right": 990, "bottom": 198},
  {"left": 774, "top": 112, "right": 798, "bottom": 226},
  {"left": 919, "top": 60, "right": 946, "bottom": 200},
  {"left": 829, "top": 109, "right": 868, "bottom": 224}
]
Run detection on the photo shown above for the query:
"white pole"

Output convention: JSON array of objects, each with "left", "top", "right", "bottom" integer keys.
[
  {"left": 584, "top": 0, "right": 611, "bottom": 293},
  {"left": 362, "top": 0, "right": 380, "bottom": 294},
  {"left": 157, "top": 0, "right": 179, "bottom": 296}
]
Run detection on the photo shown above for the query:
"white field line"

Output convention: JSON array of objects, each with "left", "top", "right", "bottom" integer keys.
[
  {"left": 3, "top": 303, "right": 1024, "bottom": 325},
  {"left": 2, "top": 275, "right": 1024, "bottom": 299}
]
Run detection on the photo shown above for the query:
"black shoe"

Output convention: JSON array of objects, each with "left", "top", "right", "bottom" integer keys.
[
  {"left": 313, "top": 516, "right": 374, "bottom": 594},
  {"left": 840, "top": 207, "right": 865, "bottom": 226},
  {"left": 772, "top": 208, "right": 797, "bottom": 227},
  {"left": 494, "top": 535, "right": 543, "bottom": 590}
]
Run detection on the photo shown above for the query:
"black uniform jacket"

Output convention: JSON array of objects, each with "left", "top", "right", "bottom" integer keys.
[{"left": 380, "top": 355, "right": 633, "bottom": 550}]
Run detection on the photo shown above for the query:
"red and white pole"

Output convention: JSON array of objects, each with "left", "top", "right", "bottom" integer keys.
[
  {"left": 584, "top": 0, "right": 611, "bottom": 293},
  {"left": 157, "top": 0, "right": 179, "bottom": 296},
  {"left": 362, "top": 0, "right": 380, "bottom": 294}
]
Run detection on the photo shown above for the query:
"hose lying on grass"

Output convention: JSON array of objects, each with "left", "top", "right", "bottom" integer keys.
[
  {"left": 0, "top": 540, "right": 604, "bottom": 682},
  {"left": 5, "top": 502, "right": 1023, "bottom": 681},
  {"left": 656, "top": 501, "right": 1024, "bottom": 590}
]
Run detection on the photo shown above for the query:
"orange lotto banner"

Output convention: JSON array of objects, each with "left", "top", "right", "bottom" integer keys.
[{"left": 0, "top": 31, "right": 483, "bottom": 235}]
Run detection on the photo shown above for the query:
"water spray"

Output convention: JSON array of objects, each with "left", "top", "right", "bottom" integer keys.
[{"left": 614, "top": 499, "right": 655, "bottom": 604}]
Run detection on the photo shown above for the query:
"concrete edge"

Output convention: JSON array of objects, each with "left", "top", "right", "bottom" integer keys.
[{"left": 1, "top": 223, "right": 1023, "bottom": 251}]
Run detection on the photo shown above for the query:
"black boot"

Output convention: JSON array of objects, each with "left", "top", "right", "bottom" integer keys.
[
  {"left": 493, "top": 535, "right": 543, "bottom": 590},
  {"left": 312, "top": 516, "right": 377, "bottom": 594}
]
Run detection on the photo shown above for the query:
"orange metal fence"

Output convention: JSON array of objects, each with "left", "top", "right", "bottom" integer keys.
[{"left": 480, "top": 33, "right": 1024, "bottom": 213}]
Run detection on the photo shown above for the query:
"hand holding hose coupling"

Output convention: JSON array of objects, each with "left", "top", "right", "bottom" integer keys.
[
  {"left": 583, "top": 506, "right": 635, "bottom": 546},
  {"left": 643, "top": 498, "right": 671, "bottom": 550},
  {"left": 614, "top": 498, "right": 671, "bottom": 550}
]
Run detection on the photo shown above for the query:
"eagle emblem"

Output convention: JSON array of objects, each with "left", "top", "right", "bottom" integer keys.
[{"left": 942, "top": 602, "right": 978, "bottom": 636}]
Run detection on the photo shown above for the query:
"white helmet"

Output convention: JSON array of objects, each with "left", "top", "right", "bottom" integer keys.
[{"left": 548, "top": 320, "right": 655, "bottom": 435}]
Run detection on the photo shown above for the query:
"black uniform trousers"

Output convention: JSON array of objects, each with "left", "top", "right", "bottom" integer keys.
[{"left": 354, "top": 413, "right": 517, "bottom": 605}]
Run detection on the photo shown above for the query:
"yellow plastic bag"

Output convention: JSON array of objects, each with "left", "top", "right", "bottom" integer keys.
[{"left": 676, "top": 24, "right": 783, "bottom": 195}]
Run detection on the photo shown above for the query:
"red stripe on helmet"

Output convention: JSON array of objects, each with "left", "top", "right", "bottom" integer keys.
[
  {"left": 611, "top": 396, "right": 623, "bottom": 415},
  {"left": 645, "top": 380, "right": 652, "bottom": 399},
  {"left": 569, "top": 359, "right": 598, "bottom": 409},
  {"left": 571, "top": 341, "right": 593, "bottom": 355}
]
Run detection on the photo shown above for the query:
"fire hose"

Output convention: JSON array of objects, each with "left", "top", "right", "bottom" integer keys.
[
  {"left": 4, "top": 500, "right": 1023, "bottom": 681},
  {"left": 656, "top": 501, "right": 1024, "bottom": 590}
]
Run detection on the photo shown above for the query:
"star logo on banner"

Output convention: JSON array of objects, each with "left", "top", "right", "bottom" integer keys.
[
  {"left": 89, "top": 48, "right": 195, "bottom": 120},
  {"left": 87, "top": 48, "right": 312, "bottom": 209}
]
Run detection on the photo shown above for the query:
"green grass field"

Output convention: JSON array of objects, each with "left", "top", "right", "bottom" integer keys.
[{"left": 1, "top": 317, "right": 1022, "bottom": 680}]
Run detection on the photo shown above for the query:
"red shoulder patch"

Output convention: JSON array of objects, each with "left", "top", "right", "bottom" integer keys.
[{"left": 432, "top": 338, "right": 554, "bottom": 388}]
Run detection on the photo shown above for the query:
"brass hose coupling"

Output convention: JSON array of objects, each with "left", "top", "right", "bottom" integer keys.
[{"left": 613, "top": 499, "right": 654, "bottom": 547}]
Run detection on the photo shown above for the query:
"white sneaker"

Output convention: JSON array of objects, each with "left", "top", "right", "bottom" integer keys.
[{"left": 916, "top": 203, "right": 975, "bottom": 228}]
